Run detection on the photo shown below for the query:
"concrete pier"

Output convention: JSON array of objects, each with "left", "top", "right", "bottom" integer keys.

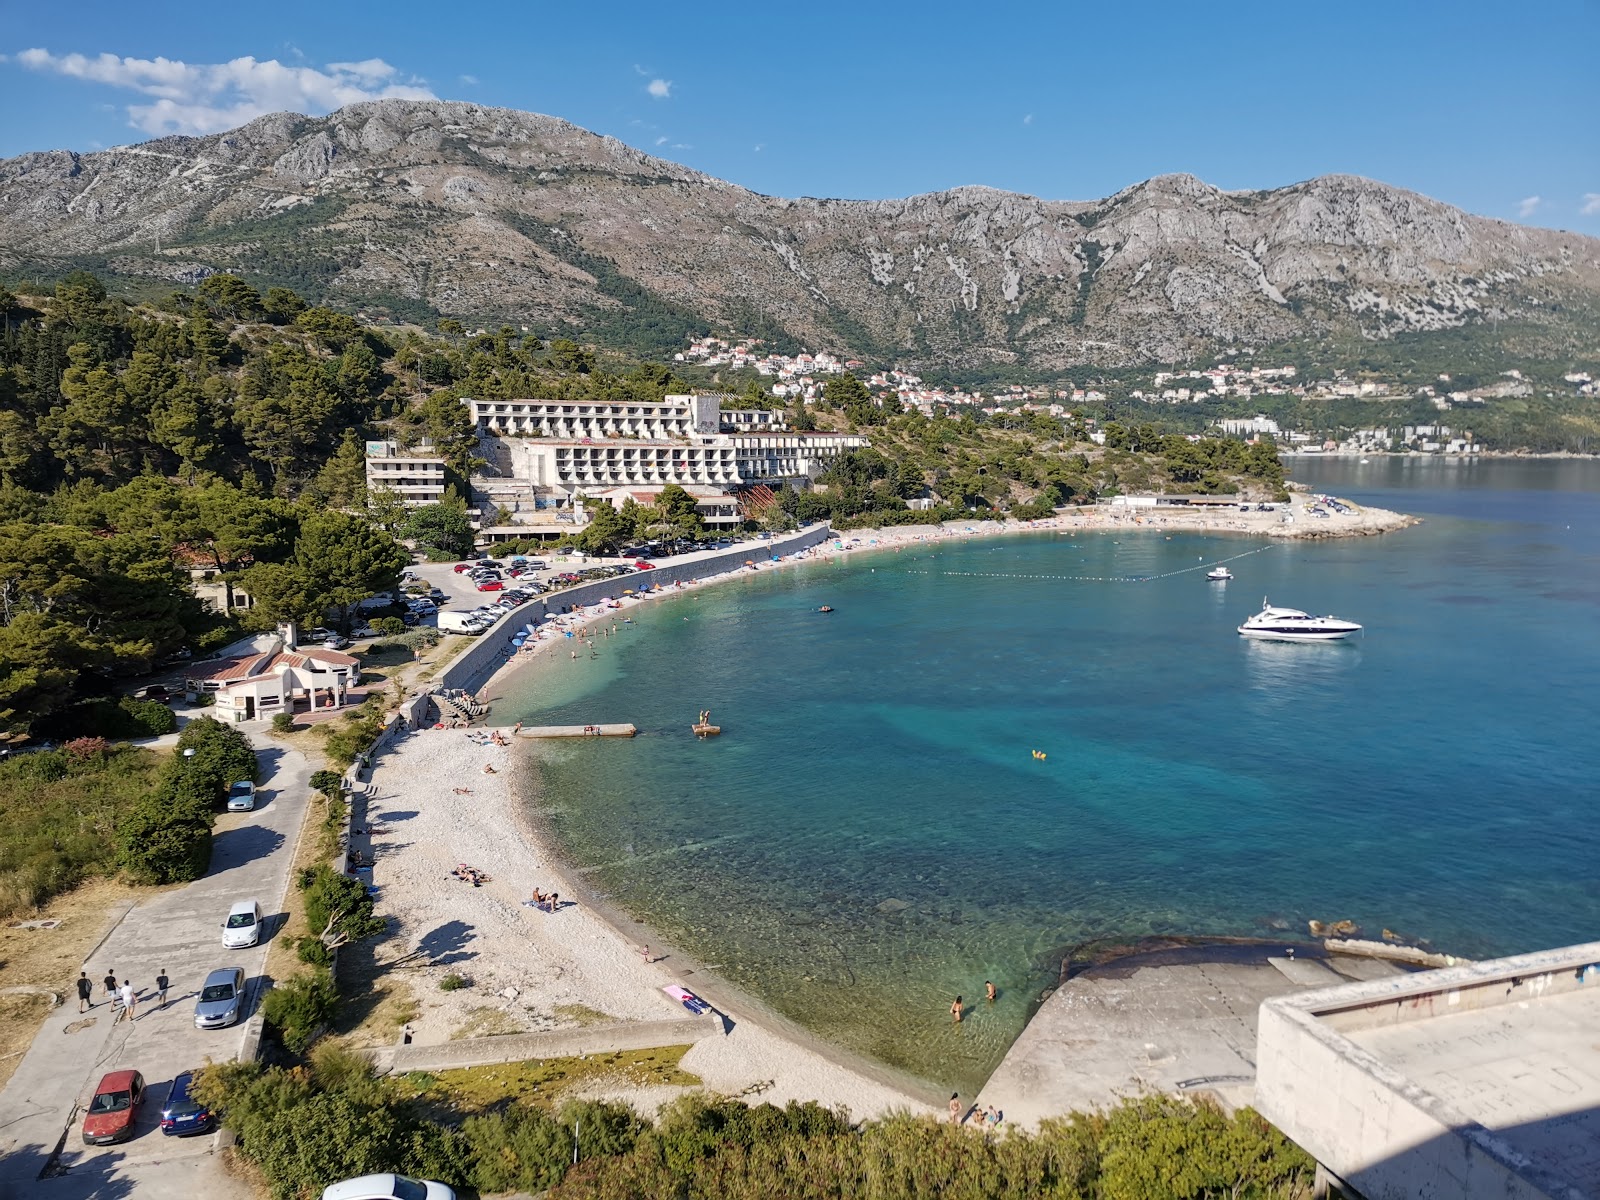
[
  {"left": 515, "top": 724, "right": 637, "bottom": 738},
  {"left": 976, "top": 941, "right": 1410, "bottom": 1127}
]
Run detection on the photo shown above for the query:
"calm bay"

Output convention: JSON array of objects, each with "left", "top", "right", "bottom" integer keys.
[{"left": 498, "top": 457, "right": 1600, "bottom": 1094}]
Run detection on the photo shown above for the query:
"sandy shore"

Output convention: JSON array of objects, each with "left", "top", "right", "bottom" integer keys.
[{"left": 365, "top": 731, "right": 935, "bottom": 1119}]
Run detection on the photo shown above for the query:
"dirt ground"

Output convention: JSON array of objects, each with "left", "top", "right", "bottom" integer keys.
[{"left": 0, "top": 878, "right": 153, "bottom": 1089}]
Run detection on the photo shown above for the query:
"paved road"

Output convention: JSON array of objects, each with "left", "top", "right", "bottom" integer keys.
[{"left": 0, "top": 739, "right": 313, "bottom": 1200}]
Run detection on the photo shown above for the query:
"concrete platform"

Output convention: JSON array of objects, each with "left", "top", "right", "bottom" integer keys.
[
  {"left": 374, "top": 1015, "right": 715, "bottom": 1074},
  {"left": 976, "top": 943, "right": 1407, "bottom": 1127},
  {"left": 1257, "top": 941, "right": 1600, "bottom": 1200},
  {"left": 516, "top": 724, "right": 636, "bottom": 738}
]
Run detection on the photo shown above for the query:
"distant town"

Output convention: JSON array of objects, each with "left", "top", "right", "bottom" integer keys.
[{"left": 676, "top": 335, "right": 1597, "bottom": 457}]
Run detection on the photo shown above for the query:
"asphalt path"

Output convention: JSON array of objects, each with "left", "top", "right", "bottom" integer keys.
[{"left": 0, "top": 735, "right": 312, "bottom": 1200}]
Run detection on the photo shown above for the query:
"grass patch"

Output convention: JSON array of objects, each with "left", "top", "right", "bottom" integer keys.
[
  {"left": 450, "top": 1005, "right": 524, "bottom": 1040},
  {"left": 0, "top": 745, "right": 165, "bottom": 917},
  {"left": 554, "top": 1003, "right": 617, "bottom": 1028},
  {"left": 396, "top": 1046, "right": 700, "bottom": 1113},
  {"left": 357, "top": 643, "right": 417, "bottom": 670},
  {"left": 415, "top": 636, "right": 470, "bottom": 682}
]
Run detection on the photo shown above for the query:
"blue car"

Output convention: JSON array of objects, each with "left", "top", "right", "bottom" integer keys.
[{"left": 160, "top": 1071, "right": 215, "bottom": 1137}]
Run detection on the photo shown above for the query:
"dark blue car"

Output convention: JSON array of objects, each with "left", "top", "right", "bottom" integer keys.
[{"left": 160, "top": 1071, "right": 215, "bottom": 1137}]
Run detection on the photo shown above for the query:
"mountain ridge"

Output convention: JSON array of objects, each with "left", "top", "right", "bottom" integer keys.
[{"left": 2, "top": 98, "right": 1597, "bottom": 368}]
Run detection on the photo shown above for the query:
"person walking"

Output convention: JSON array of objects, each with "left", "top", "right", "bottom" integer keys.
[
  {"left": 115, "top": 980, "right": 135, "bottom": 1024},
  {"left": 154, "top": 970, "right": 170, "bottom": 1009},
  {"left": 641, "top": 944, "right": 653, "bottom": 964},
  {"left": 76, "top": 972, "right": 93, "bottom": 1012},
  {"left": 948, "top": 1093, "right": 963, "bottom": 1125},
  {"left": 102, "top": 969, "right": 117, "bottom": 1001}
]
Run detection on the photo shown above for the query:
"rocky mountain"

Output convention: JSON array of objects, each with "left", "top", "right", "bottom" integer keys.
[{"left": 3, "top": 99, "right": 1597, "bottom": 369}]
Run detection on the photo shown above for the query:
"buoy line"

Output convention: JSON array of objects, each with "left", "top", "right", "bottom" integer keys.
[{"left": 902, "top": 544, "right": 1275, "bottom": 585}]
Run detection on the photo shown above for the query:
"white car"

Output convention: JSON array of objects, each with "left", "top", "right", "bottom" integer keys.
[
  {"left": 320, "top": 1175, "right": 455, "bottom": 1200},
  {"left": 351, "top": 624, "right": 380, "bottom": 639},
  {"left": 221, "top": 899, "right": 263, "bottom": 949},
  {"left": 226, "top": 781, "right": 256, "bottom": 812}
]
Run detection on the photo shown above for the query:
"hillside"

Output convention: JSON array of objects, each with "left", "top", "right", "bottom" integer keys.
[{"left": 3, "top": 100, "right": 1598, "bottom": 369}]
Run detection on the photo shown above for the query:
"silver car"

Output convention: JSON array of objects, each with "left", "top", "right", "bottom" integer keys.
[{"left": 194, "top": 967, "right": 246, "bottom": 1029}]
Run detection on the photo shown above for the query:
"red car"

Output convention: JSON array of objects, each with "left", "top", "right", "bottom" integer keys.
[
  {"left": 633, "top": 561, "right": 657, "bottom": 570},
  {"left": 83, "top": 1069, "right": 144, "bottom": 1145},
  {"left": 452, "top": 563, "right": 473, "bottom": 573},
  {"left": 476, "top": 580, "right": 505, "bottom": 592}
]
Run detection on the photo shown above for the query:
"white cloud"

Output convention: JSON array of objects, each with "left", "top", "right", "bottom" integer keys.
[
  {"left": 647, "top": 78, "right": 672, "bottom": 99},
  {"left": 753, "top": 143, "right": 764, "bottom": 152},
  {"left": 1582, "top": 193, "right": 1600, "bottom": 217},
  {"left": 654, "top": 135, "right": 668, "bottom": 145},
  {"left": 1022, "top": 113, "right": 1033, "bottom": 125},
  {"left": 671, "top": 142, "right": 691, "bottom": 150},
  {"left": 14, "top": 47, "right": 436, "bottom": 137},
  {"left": 1516, "top": 195, "right": 1541, "bottom": 218},
  {"left": 458, "top": 73, "right": 479, "bottom": 86}
]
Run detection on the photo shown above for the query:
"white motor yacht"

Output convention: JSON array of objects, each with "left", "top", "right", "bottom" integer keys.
[
  {"left": 1206, "top": 567, "right": 1234, "bottom": 581},
  {"left": 1237, "top": 599, "right": 1362, "bottom": 642}
]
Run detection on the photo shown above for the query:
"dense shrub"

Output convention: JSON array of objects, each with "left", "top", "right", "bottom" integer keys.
[
  {"left": 116, "top": 717, "right": 258, "bottom": 884},
  {"left": 300, "top": 864, "right": 384, "bottom": 950},
  {"left": 270, "top": 712, "right": 296, "bottom": 734},
  {"left": 310, "top": 769, "right": 344, "bottom": 797},
  {"left": 0, "top": 744, "right": 164, "bottom": 914},
  {"left": 33, "top": 695, "right": 179, "bottom": 740},
  {"left": 204, "top": 1049, "right": 1313, "bottom": 1200},
  {"left": 321, "top": 699, "right": 386, "bottom": 769},
  {"left": 261, "top": 968, "right": 338, "bottom": 1053}
]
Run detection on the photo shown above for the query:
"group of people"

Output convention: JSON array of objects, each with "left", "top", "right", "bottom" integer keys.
[
  {"left": 523, "top": 887, "right": 562, "bottom": 912},
  {"left": 949, "top": 980, "right": 999, "bottom": 1023},
  {"left": 77, "top": 968, "right": 170, "bottom": 1021},
  {"left": 466, "top": 729, "right": 510, "bottom": 747},
  {"left": 946, "top": 1094, "right": 1005, "bottom": 1129},
  {"left": 451, "top": 863, "right": 491, "bottom": 887}
]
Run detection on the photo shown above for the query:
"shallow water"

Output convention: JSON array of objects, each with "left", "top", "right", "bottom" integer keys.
[{"left": 498, "top": 458, "right": 1600, "bottom": 1094}]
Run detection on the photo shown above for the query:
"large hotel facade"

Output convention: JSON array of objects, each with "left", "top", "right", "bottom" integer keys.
[{"left": 366, "top": 393, "right": 867, "bottom": 536}]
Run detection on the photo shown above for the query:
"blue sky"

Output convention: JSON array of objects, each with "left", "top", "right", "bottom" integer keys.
[{"left": 2, "top": 0, "right": 1596, "bottom": 232}]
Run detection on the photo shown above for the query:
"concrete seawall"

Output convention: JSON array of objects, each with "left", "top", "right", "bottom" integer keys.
[{"left": 436, "top": 523, "right": 834, "bottom": 695}]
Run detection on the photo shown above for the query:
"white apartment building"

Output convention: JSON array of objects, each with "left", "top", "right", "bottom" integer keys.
[
  {"left": 467, "top": 394, "right": 785, "bottom": 440},
  {"left": 468, "top": 393, "right": 868, "bottom": 512},
  {"left": 365, "top": 440, "right": 448, "bottom": 507}
]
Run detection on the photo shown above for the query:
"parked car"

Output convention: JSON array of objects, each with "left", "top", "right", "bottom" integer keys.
[
  {"left": 477, "top": 580, "right": 505, "bottom": 592},
  {"left": 226, "top": 781, "right": 256, "bottom": 813},
  {"left": 633, "top": 561, "right": 657, "bottom": 570},
  {"left": 427, "top": 588, "right": 447, "bottom": 601},
  {"left": 132, "top": 684, "right": 173, "bottom": 703},
  {"left": 82, "top": 1070, "right": 145, "bottom": 1145},
  {"left": 221, "top": 899, "right": 263, "bottom": 949},
  {"left": 352, "top": 624, "right": 380, "bottom": 639},
  {"left": 452, "top": 563, "right": 473, "bottom": 573},
  {"left": 160, "top": 1071, "right": 215, "bottom": 1137},
  {"left": 320, "top": 1173, "right": 456, "bottom": 1200},
  {"left": 194, "top": 967, "right": 246, "bottom": 1029}
]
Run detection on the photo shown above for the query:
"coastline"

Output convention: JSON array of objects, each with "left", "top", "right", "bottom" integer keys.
[
  {"left": 363, "top": 728, "right": 939, "bottom": 1118},
  {"left": 380, "top": 493, "right": 1416, "bottom": 1112}
]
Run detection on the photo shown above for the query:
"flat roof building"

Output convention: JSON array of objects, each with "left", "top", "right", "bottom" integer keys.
[
  {"left": 365, "top": 440, "right": 448, "bottom": 507},
  {"left": 1256, "top": 941, "right": 1600, "bottom": 1200}
]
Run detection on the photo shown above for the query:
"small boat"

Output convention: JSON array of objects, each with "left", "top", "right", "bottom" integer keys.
[
  {"left": 1359, "top": 458, "right": 1370, "bottom": 464},
  {"left": 1238, "top": 599, "right": 1362, "bottom": 642},
  {"left": 663, "top": 985, "right": 715, "bottom": 1016},
  {"left": 817, "top": 605, "right": 834, "bottom": 613},
  {"left": 1206, "top": 567, "right": 1234, "bottom": 581}
]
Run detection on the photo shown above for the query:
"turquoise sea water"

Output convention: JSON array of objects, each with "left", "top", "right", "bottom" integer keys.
[{"left": 498, "top": 458, "right": 1600, "bottom": 1095}]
